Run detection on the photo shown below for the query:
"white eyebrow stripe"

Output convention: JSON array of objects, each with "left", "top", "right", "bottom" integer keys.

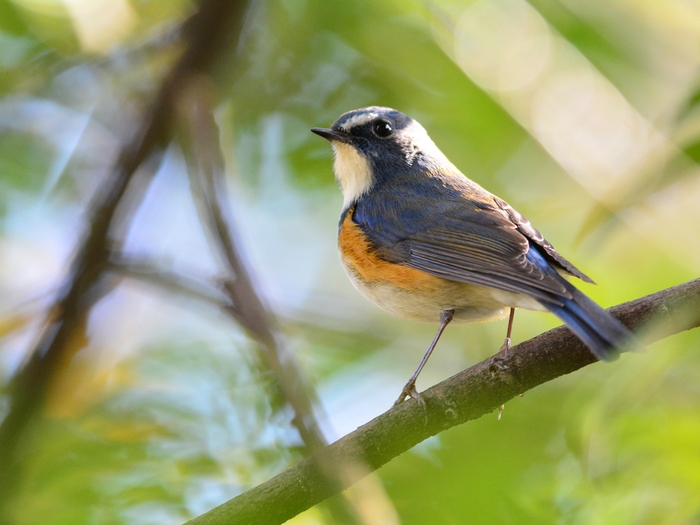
[{"left": 339, "top": 112, "right": 378, "bottom": 131}]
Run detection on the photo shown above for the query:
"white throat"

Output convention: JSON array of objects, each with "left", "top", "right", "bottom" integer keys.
[{"left": 332, "top": 142, "right": 373, "bottom": 210}]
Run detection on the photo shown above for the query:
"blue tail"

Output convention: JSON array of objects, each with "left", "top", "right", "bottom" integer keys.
[{"left": 543, "top": 282, "right": 631, "bottom": 361}]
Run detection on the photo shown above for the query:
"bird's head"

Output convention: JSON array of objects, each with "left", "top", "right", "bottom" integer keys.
[{"left": 312, "top": 106, "right": 452, "bottom": 210}]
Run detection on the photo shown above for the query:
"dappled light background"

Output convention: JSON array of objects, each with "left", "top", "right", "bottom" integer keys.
[{"left": 1, "top": 0, "right": 699, "bottom": 524}]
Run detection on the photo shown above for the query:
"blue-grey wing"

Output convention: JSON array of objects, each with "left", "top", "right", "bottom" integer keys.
[{"left": 352, "top": 177, "right": 589, "bottom": 304}]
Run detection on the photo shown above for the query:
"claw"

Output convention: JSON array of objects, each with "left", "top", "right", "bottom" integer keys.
[
  {"left": 394, "top": 381, "right": 420, "bottom": 406},
  {"left": 394, "top": 382, "right": 428, "bottom": 424}
]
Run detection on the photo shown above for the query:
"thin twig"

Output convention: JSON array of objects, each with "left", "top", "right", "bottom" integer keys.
[
  {"left": 107, "top": 253, "right": 232, "bottom": 308},
  {"left": 178, "top": 77, "right": 329, "bottom": 451},
  {"left": 177, "top": 78, "right": 397, "bottom": 525},
  {"left": 184, "top": 279, "right": 700, "bottom": 525}
]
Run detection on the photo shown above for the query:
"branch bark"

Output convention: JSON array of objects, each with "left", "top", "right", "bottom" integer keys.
[{"left": 185, "top": 278, "right": 700, "bottom": 525}]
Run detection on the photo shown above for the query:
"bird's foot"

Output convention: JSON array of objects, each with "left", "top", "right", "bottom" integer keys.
[
  {"left": 395, "top": 381, "right": 429, "bottom": 424},
  {"left": 499, "top": 337, "right": 511, "bottom": 356},
  {"left": 394, "top": 381, "right": 423, "bottom": 406}
]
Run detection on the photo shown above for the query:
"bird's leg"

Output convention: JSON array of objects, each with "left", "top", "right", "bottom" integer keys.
[
  {"left": 394, "top": 309, "right": 454, "bottom": 406},
  {"left": 496, "top": 308, "right": 517, "bottom": 419},
  {"left": 499, "top": 308, "right": 516, "bottom": 356}
]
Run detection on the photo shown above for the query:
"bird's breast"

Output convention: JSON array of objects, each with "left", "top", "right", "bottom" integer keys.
[
  {"left": 338, "top": 211, "right": 436, "bottom": 290},
  {"left": 337, "top": 211, "right": 511, "bottom": 323}
]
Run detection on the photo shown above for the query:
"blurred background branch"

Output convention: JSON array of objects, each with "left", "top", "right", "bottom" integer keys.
[
  {"left": 0, "top": 0, "right": 251, "bottom": 519},
  {"left": 108, "top": 253, "right": 232, "bottom": 308},
  {"left": 177, "top": 76, "right": 396, "bottom": 525}
]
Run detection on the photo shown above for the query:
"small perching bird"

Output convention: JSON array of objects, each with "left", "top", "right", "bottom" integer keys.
[{"left": 312, "top": 107, "right": 632, "bottom": 405}]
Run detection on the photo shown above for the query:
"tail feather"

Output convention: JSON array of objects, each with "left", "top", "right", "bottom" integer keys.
[{"left": 542, "top": 283, "right": 632, "bottom": 361}]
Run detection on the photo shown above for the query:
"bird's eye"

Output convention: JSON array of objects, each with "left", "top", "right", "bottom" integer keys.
[{"left": 372, "top": 120, "right": 393, "bottom": 138}]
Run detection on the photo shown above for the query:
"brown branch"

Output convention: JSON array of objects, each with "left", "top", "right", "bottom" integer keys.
[
  {"left": 0, "top": 0, "right": 252, "bottom": 518},
  {"left": 184, "top": 278, "right": 700, "bottom": 525}
]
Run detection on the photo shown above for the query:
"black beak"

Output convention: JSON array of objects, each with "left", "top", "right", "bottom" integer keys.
[{"left": 311, "top": 127, "right": 352, "bottom": 143}]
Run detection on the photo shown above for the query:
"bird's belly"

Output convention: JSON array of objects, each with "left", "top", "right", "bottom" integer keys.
[{"left": 340, "top": 255, "right": 543, "bottom": 324}]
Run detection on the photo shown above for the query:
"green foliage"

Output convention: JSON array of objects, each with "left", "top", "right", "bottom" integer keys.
[{"left": 0, "top": 0, "right": 699, "bottom": 524}]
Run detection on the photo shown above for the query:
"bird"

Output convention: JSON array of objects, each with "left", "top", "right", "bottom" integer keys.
[{"left": 311, "top": 106, "right": 632, "bottom": 405}]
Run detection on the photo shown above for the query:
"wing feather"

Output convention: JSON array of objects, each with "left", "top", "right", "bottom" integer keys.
[
  {"left": 398, "top": 229, "right": 570, "bottom": 301},
  {"left": 352, "top": 176, "right": 586, "bottom": 305}
]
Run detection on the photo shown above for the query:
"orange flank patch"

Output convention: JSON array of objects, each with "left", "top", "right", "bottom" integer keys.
[{"left": 339, "top": 212, "right": 442, "bottom": 291}]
